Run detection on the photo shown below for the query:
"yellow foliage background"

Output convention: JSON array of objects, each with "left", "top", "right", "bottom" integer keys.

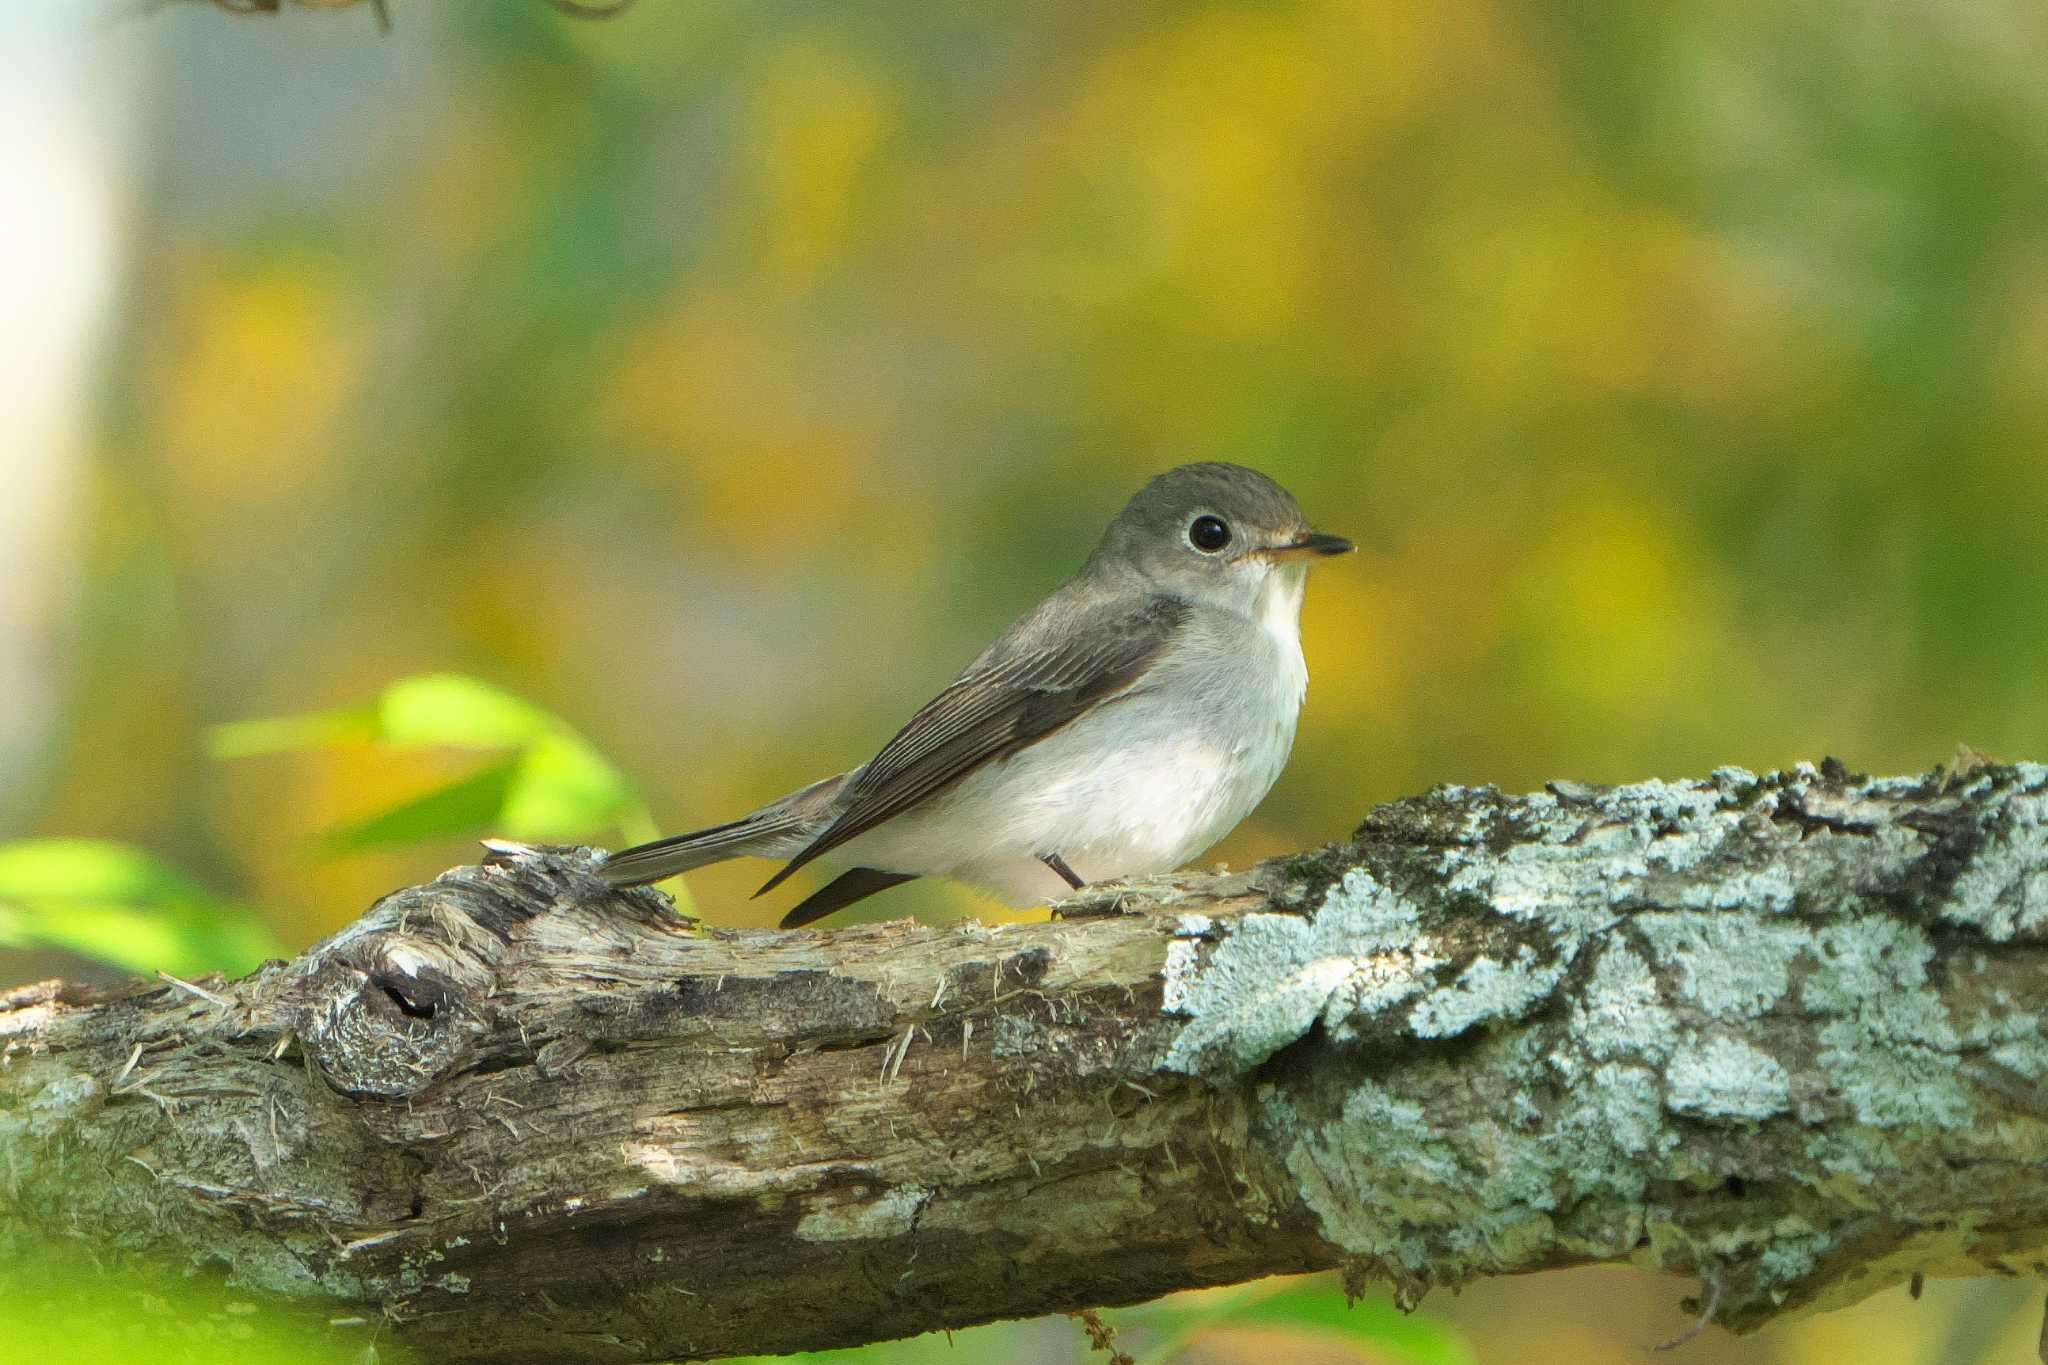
[{"left": 7, "top": 0, "right": 2048, "bottom": 1360}]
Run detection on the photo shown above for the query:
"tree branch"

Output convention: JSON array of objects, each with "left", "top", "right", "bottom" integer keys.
[{"left": 6, "top": 759, "right": 2048, "bottom": 1363}]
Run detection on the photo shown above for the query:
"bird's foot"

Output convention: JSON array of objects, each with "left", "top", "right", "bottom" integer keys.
[{"left": 1039, "top": 851, "right": 1086, "bottom": 891}]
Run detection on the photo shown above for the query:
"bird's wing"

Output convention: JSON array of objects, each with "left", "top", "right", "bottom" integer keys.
[
  {"left": 779, "top": 868, "right": 920, "bottom": 930},
  {"left": 757, "top": 593, "right": 1193, "bottom": 895}
]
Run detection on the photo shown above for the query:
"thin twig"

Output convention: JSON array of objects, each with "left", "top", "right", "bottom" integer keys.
[
  {"left": 880, "top": 1026, "right": 916, "bottom": 1084},
  {"left": 156, "top": 970, "right": 231, "bottom": 1008},
  {"left": 1653, "top": 1278, "right": 1724, "bottom": 1352}
]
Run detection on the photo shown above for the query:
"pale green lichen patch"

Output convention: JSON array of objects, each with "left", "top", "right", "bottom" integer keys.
[
  {"left": 1801, "top": 917, "right": 1973, "bottom": 1130},
  {"left": 1635, "top": 913, "right": 1807, "bottom": 1018},
  {"left": 1161, "top": 869, "right": 1441, "bottom": 1076},
  {"left": 1572, "top": 942, "right": 1676, "bottom": 1061},
  {"left": 1445, "top": 838, "right": 1624, "bottom": 942},
  {"left": 1628, "top": 905, "right": 1981, "bottom": 1131},
  {"left": 1674, "top": 863, "right": 1796, "bottom": 913},
  {"left": 1978, "top": 1019, "right": 2048, "bottom": 1082},
  {"left": 1988, "top": 1034, "right": 2048, "bottom": 1080},
  {"left": 1940, "top": 791, "right": 2048, "bottom": 941},
  {"left": 1758, "top": 1232, "right": 1830, "bottom": 1288},
  {"left": 1957, "top": 993, "right": 2048, "bottom": 1081},
  {"left": 1491, "top": 1058, "right": 1671, "bottom": 1210},
  {"left": 1572, "top": 1063, "right": 1669, "bottom": 1164},
  {"left": 1270, "top": 1053, "right": 1672, "bottom": 1282},
  {"left": 1608, "top": 779, "right": 1726, "bottom": 824},
  {"left": 1271, "top": 1081, "right": 1464, "bottom": 1272},
  {"left": 1802, "top": 1129, "right": 1904, "bottom": 1200},
  {"left": 1815, "top": 1019, "right": 1969, "bottom": 1130},
  {"left": 1408, "top": 947, "right": 1569, "bottom": 1040},
  {"left": 1667, "top": 1036, "right": 1791, "bottom": 1121}
]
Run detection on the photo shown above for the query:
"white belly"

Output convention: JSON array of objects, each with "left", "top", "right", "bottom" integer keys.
[{"left": 837, "top": 586, "right": 1309, "bottom": 904}]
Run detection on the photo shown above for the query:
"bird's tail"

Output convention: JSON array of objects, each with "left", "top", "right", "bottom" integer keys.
[
  {"left": 597, "top": 772, "right": 849, "bottom": 887},
  {"left": 598, "top": 814, "right": 802, "bottom": 886}
]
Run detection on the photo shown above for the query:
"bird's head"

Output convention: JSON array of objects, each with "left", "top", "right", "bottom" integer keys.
[{"left": 1086, "top": 462, "right": 1354, "bottom": 613}]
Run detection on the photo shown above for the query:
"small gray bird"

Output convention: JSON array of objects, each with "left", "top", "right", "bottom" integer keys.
[{"left": 600, "top": 462, "right": 1353, "bottom": 928}]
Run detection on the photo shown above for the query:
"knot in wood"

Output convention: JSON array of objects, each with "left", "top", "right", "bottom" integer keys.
[
  {"left": 293, "top": 940, "right": 491, "bottom": 1099},
  {"left": 282, "top": 861, "right": 544, "bottom": 1098},
  {"left": 278, "top": 849, "right": 677, "bottom": 1099}
]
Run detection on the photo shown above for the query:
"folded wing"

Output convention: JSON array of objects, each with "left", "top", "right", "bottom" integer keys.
[{"left": 756, "top": 593, "right": 1192, "bottom": 897}]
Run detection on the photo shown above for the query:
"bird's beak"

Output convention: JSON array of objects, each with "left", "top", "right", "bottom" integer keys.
[{"left": 1261, "top": 531, "right": 1356, "bottom": 561}]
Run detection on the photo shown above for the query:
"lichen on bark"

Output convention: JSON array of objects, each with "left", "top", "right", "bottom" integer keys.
[{"left": 1161, "top": 761, "right": 2048, "bottom": 1327}]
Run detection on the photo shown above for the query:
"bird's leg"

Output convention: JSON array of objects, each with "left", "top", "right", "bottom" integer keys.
[{"left": 1040, "top": 852, "right": 1086, "bottom": 891}]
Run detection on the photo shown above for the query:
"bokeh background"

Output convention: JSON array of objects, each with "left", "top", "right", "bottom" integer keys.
[{"left": 6, "top": 0, "right": 2048, "bottom": 1361}]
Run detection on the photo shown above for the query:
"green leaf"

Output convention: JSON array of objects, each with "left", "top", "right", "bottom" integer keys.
[
  {"left": 212, "top": 674, "right": 677, "bottom": 905},
  {"left": 0, "top": 840, "right": 286, "bottom": 977},
  {"left": 0, "top": 838, "right": 217, "bottom": 912},
  {"left": 207, "top": 703, "right": 376, "bottom": 759},
  {"left": 1226, "top": 1283, "right": 1478, "bottom": 1365},
  {"left": 1131, "top": 1278, "right": 1478, "bottom": 1365},
  {"left": 498, "top": 730, "right": 636, "bottom": 840},
  {"left": 1, "top": 1249, "right": 385, "bottom": 1365},
  {"left": 210, "top": 673, "right": 548, "bottom": 759},
  {"left": 307, "top": 757, "right": 523, "bottom": 854},
  {"left": 375, "top": 673, "right": 551, "bottom": 749},
  {"left": 1, "top": 902, "right": 224, "bottom": 977}
]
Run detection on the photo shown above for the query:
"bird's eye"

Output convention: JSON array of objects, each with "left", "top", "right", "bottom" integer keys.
[{"left": 1187, "top": 515, "right": 1233, "bottom": 553}]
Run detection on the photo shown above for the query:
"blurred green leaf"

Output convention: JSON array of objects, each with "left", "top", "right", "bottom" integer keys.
[
  {"left": 209, "top": 674, "right": 549, "bottom": 759},
  {"left": 207, "top": 703, "right": 376, "bottom": 759},
  {"left": 1225, "top": 1283, "right": 1478, "bottom": 1365},
  {"left": 375, "top": 673, "right": 553, "bottom": 749},
  {"left": 1, "top": 1250, "right": 388, "bottom": 1365},
  {"left": 0, "top": 840, "right": 285, "bottom": 977},
  {"left": 308, "top": 757, "right": 523, "bottom": 854},
  {"left": 0, "top": 838, "right": 217, "bottom": 909},
  {"left": 213, "top": 673, "right": 675, "bottom": 902},
  {"left": 1132, "top": 1277, "right": 1478, "bottom": 1365},
  {"left": 498, "top": 730, "right": 639, "bottom": 840}
]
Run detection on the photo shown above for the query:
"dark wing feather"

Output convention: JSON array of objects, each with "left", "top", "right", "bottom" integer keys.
[
  {"left": 780, "top": 868, "right": 919, "bottom": 929},
  {"left": 757, "top": 594, "right": 1191, "bottom": 895}
]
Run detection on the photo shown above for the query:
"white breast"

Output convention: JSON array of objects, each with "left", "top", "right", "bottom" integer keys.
[{"left": 842, "top": 568, "right": 1311, "bottom": 904}]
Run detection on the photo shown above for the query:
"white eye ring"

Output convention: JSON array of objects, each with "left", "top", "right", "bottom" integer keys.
[{"left": 1187, "top": 514, "right": 1232, "bottom": 553}]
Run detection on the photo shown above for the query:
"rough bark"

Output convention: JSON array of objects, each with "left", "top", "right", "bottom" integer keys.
[{"left": 5, "top": 759, "right": 2048, "bottom": 1363}]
